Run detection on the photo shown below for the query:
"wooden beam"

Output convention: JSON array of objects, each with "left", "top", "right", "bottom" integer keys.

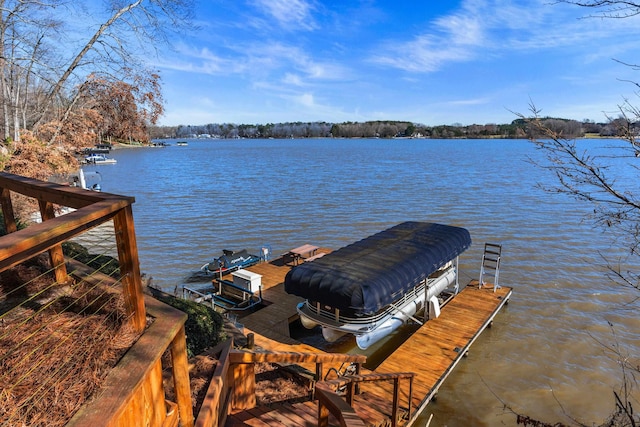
[
  {"left": 0, "top": 187, "right": 17, "bottom": 234},
  {"left": 195, "top": 339, "right": 234, "bottom": 427},
  {"left": 229, "top": 362, "right": 255, "bottom": 411},
  {"left": 229, "top": 350, "right": 366, "bottom": 365},
  {"left": 170, "top": 325, "right": 194, "bottom": 427},
  {"left": 113, "top": 205, "right": 146, "bottom": 332},
  {"left": 38, "top": 200, "right": 68, "bottom": 284},
  {"left": 0, "top": 171, "right": 127, "bottom": 209},
  {"left": 0, "top": 199, "right": 129, "bottom": 273}
]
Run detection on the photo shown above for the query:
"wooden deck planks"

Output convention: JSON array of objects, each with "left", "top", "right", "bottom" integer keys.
[
  {"left": 226, "top": 255, "right": 512, "bottom": 427},
  {"left": 374, "top": 284, "right": 512, "bottom": 423}
]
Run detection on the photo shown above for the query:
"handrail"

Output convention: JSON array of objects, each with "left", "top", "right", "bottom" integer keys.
[
  {"left": 318, "top": 371, "right": 415, "bottom": 427},
  {"left": 0, "top": 172, "right": 192, "bottom": 427},
  {"left": 229, "top": 350, "right": 366, "bottom": 365},
  {"left": 0, "top": 171, "right": 128, "bottom": 208},
  {"left": 0, "top": 171, "right": 145, "bottom": 331},
  {"left": 0, "top": 199, "right": 130, "bottom": 272},
  {"left": 316, "top": 385, "right": 366, "bottom": 427},
  {"left": 230, "top": 349, "right": 366, "bottom": 384},
  {"left": 227, "top": 349, "right": 367, "bottom": 412},
  {"left": 194, "top": 339, "right": 234, "bottom": 427},
  {"left": 321, "top": 371, "right": 415, "bottom": 388}
]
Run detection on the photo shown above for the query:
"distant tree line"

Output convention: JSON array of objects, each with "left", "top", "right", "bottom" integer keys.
[{"left": 150, "top": 117, "right": 635, "bottom": 140}]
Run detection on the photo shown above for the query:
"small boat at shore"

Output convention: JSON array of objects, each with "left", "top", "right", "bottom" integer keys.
[
  {"left": 201, "top": 249, "right": 262, "bottom": 276},
  {"left": 71, "top": 169, "right": 102, "bottom": 191},
  {"left": 181, "top": 275, "right": 263, "bottom": 313},
  {"left": 285, "top": 221, "right": 474, "bottom": 350},
  {"left": 84, "top": 154, "right": 117, "bottom": 165}
]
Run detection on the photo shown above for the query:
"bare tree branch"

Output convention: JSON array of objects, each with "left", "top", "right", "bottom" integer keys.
[
  {"left": 554, "top": 1, "right": 640, "bottom": 18},
  {"left": 32, "top": 0, "right": 143, "bottom": 131}
]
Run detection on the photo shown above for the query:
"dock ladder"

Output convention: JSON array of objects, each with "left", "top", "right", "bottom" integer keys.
[{"left": 479, "top": 243, "right": 502, "bottom": 292}]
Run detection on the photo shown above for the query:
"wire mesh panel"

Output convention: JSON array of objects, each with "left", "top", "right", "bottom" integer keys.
[
  {"left": 0, "top": 172, "right": 193, "bottom": 427},
  {"left": 0, "top": 214, "right": 140, "bottom": 426}
]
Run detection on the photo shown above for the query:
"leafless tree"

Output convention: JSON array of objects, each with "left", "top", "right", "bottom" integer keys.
[
  {"left": 522, "top": 102, "right": 640, "bottom": 291},
  {"left": 518, "top": 3, "right": 640, "bottom": 425},
  {"left": 0, "top": 0, "right": 193, "bottom": 143}
]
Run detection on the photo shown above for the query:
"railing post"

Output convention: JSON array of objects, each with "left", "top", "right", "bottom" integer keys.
[
  {"left": 170, "top": 324, "right": 194, "bottom": 427},
  {"left": 346, "top": 381, "right": 355, "bottom": 405},
  {"left": 0, "top": 187, "right": 17, "bottom": 234},
  {"left": 229, "top": 363, "right": 256, "bottom": 410},
  {"left": 38, "top": 200, "right": 68, "bottom": 284},
  {"left": 316, "top": 362, "right": 324, "bottom": 382},
  {"left": 318, "top": 399, "right": 330, "bottom": 427},
  {"left": 407, "top": 376, "right": 413, "bottom": 422},
  {"left": 113, "top": 205, "right": 146, "bottom": 332},
  {"left": 392, "top": 377, "right": 399, "bottom": 427}
]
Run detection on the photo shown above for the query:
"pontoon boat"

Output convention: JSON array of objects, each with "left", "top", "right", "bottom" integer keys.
[{"left": 284, "top": 221, "right": 472, "bottom": 349}]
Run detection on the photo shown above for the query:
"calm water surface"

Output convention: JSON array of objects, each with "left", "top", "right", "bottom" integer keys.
[{"left": 85, "top": 138, "right": 639, "bottom": 426}]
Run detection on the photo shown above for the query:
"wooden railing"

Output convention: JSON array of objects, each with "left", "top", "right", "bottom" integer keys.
[
  {"left": 194, "top": 339, "right": 235, "bottom": 427},
  {"left": 316, "top": 386, "right": 367, "bottom": 427},
  {"left": 192, "top": 341, "right": 369, "bottom": 425},
  {"left": 318, "top": 372, "right": 415, "bottom": 427},
  {"left": 194, "top": 342, "right": 415, "bottom": 426},
  {"left": 227, "top": 349, "right": 367, "bottom": 411},
  {"left": 0, "top": 172, "right": 193, "bottom": 427}
]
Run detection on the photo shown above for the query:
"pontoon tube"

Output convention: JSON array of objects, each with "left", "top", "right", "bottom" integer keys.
[{"left": 354, "top": 267, "right": 455, "bottom": 349}]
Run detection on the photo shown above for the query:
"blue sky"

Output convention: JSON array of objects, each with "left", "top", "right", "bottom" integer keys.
[{"left": 152, "top": 0, "right": 640, "bottom": 126}]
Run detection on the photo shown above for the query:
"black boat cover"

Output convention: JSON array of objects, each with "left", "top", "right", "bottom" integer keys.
[{"left": 284, "top": 222, "right": 472, "bottom": 315}]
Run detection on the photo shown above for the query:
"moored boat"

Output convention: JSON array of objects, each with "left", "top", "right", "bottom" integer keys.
[
  {"left": 201, "top": 249, "right": 262, "bottom": 276},
  {"left": 284, "top": 221, "right": 473, "bottom": 349},
  {"left": 71, "top": 169, "right": 102, "bottom": 191},
  {"left": 84, "top": 154, "right": 117, "bottom": 164}
]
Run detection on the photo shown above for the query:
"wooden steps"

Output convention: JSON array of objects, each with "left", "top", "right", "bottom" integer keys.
[{"left": 227, "top": 399, "right": 391, "bottom": 427}]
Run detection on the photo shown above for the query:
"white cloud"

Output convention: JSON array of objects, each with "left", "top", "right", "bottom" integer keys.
[
  {"left": 371, "top": 1, "right": 489, "bottom": 72},
  {"left": 227, "top": 42, "right": 353, "bottom": 90},
  {"left": 296, "top": 93, "right": 315, "bottom": 107},
  {"left": 446, "top": 97, "right": 491, "bottom": 106},
  {"left": 158, "top": 44, "right": 250, "bottom": 75},
  {"left": 370, "top": 0, "right": 640, "bottom": 73},
  {"left": 250, "top": 0, "right": 317, "bottom": 31},
  {"left": 282, "top": 73, "right": 304, "bottom": 86}
]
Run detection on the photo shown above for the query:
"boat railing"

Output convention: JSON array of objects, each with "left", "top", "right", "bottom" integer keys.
[
  {"left": 183, "top": 285, "right": 213, "bottom": 302},
  {"left": 300, "top": 264, "right": 457, "bottom": 329}
]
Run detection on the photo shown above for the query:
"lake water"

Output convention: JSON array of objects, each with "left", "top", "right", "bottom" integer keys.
[{"left": 83, "top": 138, "right": 639, "bottom": 426}]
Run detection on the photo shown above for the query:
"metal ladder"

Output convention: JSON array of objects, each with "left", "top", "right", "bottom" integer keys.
[{"left": 479, "top": 243, "right": 502, "bottom": 292}]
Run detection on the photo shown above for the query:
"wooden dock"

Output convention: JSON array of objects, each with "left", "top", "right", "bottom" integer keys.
[
  {"left": 372, "top": 282, "right": 511, "bottom": 425},
  {"left": 218, "top": 251, "right": 512, "bottom": 426}
]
